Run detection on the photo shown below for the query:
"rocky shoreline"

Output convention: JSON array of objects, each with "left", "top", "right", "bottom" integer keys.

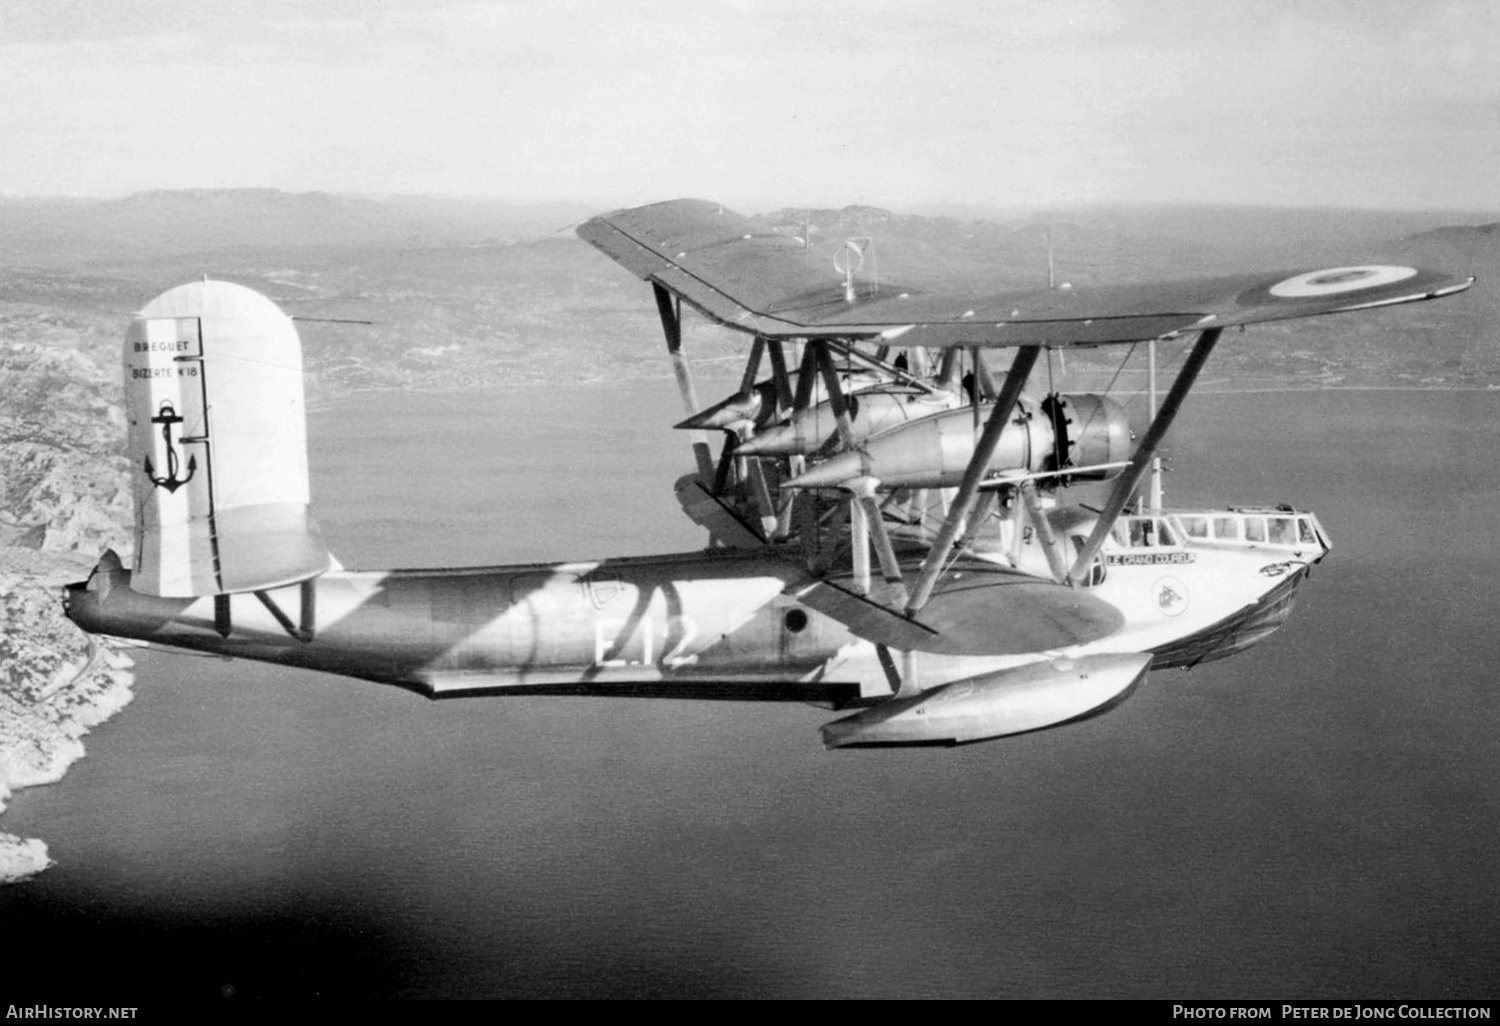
[{"left": 0, "top": 568, "right": 136, "bottom": 884}]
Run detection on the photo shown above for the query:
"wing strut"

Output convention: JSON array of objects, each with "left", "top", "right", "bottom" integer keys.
[
  {"left": 961, "top": 489, "right": 1000, "bottom": 551},
  {"left": 1066, "top": 327, "right": 1223, "bottom": 585},
  {"left": 653, "top": 283, "right": 715, "bottom": 485},
  {"left": 792, "top": 340, "right": 819, "bottom": 412},
  {"left": 715, "top": 335, "right": 780, "bottom": 536},
  {"left": 849, "top": 494, "right": 871, "bottom": 593},
  {"left": 764, "top": 340, "right": 800, "bottom": 538},
  {"left": 936, "top": 347, "right": 962, "bottom": 390},
  {"left": 252, "top": 581, "right": 316, "bottom": 643},
  {"left": 766, "top": 340, "right": 795, "bottom": 414},
  {"left": 739, "top": 335, "right": 766, "bottom": 393},
  {"left": 1147, "top": 338, "right": 1163, "bottom": 511},
  {"left": 972, "top": 348, "right": 998, "bottom": 399},
  {"left": 845, "top": 476, "right": 904, "bottom": 596},
  {"left": 1017, "top": 479, "right": 1070, "bottom": 583},
  {"left": 905, "top": 345, "right": 1042, "bottom": 616},
  {"left": 827, "top": 339, "right": 945, "bottom": 395},
  {"left": 812, "top": 341, "right": 860, "bottom": 452},
  {"left": 814, "top": 338, "right": 905, "bottom": 593}
]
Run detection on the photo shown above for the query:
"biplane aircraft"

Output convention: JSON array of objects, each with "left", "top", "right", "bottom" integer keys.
[{"left": 63, "top": 199, "right": 1473, "bottom": 747}]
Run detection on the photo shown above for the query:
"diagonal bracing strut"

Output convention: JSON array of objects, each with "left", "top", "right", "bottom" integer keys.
[
  {"left": 905, "top": 344, "right": 1042, "bottom": 616},
  {"left": 1066, "top": 327, "right": 1223, "bottom": 586}
]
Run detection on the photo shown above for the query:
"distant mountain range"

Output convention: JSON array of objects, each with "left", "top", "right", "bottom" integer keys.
[
  {"left": 3, "top": 188, "right": 1492, "bottom": 275},
  {"left": 0, "top": 189, "right": 596, "bottom": 265},
  {"left": 0, "top": 188, "right": 1492, "bottom": 406}
]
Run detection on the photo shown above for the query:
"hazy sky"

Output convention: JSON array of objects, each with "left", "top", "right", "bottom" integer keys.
[{"left": 2, "top": 0, "right": 1496, "bottom": 211}]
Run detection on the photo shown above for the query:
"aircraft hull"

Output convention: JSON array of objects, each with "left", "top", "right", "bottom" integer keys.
[
  {"left": 64, "top": 506, "right": 1320, "bottom": 713},
  {"left": 65, "top": 549, "right": 864, "bottom": 702}
]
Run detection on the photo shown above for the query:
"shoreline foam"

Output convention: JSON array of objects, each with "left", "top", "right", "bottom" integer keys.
[{"left": 0, "top": 636, "right": 135, "bottom": 885}]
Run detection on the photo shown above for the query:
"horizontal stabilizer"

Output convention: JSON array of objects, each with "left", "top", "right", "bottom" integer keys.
[
  {"left": 579, "top": 199, "right": 1474, "bottom": 348},
  {"left": 790, "top": 564, "right": 1123, "bottom": 656},
  {"left": 821, "top": 652, "right": 1151, "bottom": 747}
]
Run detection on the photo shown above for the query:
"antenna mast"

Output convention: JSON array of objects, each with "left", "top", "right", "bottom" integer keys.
[{"left": 1148, "top": 340, "right": 1162, "bottom": 511}]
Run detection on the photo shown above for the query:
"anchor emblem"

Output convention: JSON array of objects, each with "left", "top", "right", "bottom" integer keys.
[{"left": 143, "top": 400, "right": 197, "bottom": 492}]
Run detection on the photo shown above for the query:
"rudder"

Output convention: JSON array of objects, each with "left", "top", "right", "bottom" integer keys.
[{"left": 125, "top": 280, "right": 331, "bottom": 597}]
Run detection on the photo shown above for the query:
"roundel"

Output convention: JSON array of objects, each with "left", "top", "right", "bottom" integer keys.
[
  {"left": 1268, "top": 265, "right": 1417, "bottom": 298},
  {"left": 1153, "top": 576, "right": 1188, "bottom": 618}
]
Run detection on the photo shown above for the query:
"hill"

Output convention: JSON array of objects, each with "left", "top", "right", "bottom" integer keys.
[{"left": 0, "top": 190, "right": 594, "bottom": 266}]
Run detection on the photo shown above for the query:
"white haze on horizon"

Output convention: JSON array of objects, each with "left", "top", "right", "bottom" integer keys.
[{"left": 0, "top": 0, "right": 1496, "bottom": 213}]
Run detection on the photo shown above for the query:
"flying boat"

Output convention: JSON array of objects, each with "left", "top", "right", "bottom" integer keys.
[{"left": 62, "top": 199, "right": 1474, "bottom": 747}]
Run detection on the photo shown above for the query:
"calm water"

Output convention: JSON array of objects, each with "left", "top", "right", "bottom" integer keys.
[{"left": 4, "top": 385, "right": 1498, "bottom": 999}]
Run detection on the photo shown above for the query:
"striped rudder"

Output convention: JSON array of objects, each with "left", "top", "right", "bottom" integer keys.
[{"left": 125, "top": 280, "right": 331, "bottom": 597}]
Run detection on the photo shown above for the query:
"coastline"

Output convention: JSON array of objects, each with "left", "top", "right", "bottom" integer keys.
[{"left": 0, "top": 600, "right": 136, "bottom": 885}]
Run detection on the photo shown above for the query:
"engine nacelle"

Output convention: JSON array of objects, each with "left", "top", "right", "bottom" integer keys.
[
  {"left": 1041, "top": 393, "right": 1134, "bottom": 481},
  {"left": 783, "top": 393, "right": 1132, "bottom": 491},
  {"left": 736, "top": 387, "right": 962, "bottom": 457}
]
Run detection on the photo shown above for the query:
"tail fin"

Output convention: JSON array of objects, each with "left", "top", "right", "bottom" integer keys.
[{"left": 125, "top": 280, "right": 331, "bottom": 597}]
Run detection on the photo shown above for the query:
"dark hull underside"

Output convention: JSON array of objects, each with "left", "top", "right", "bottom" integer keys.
[
  {"left": 1148, "top": 567, "right": 1309, "bottom": 670},
  {"left": 393, "top": 676, "right": 863, "bottom": 707}
]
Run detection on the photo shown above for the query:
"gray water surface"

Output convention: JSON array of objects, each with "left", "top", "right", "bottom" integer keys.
[{"left": 4, "top": 386, "right": 1497, "bottom": 999}]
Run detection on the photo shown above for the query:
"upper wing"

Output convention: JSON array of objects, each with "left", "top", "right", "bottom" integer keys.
[{"left": 578, "top": 198, "right": 1475, "bottom": 348}]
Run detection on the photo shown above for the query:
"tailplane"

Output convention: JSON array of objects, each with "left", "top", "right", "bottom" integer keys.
[{"left": 125, "top": 280, "right": 331, "bottom": 597}]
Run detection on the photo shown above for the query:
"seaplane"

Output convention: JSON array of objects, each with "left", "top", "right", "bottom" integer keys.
[{"left": 63, "top": 199, "right": 1473, "bottom": 747}]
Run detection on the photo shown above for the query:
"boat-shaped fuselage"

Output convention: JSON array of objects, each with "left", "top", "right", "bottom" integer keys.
[{"left": 64, "top": 504, "right": 1328, "bottom": 704}]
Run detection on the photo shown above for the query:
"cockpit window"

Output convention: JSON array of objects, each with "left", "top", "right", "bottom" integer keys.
[
  {"left": 1183, "top": 513, "right": 1317, "bottom": 547},
  {"left": 1269, "top": 517, "right": 1296, "bottom": 545},
  {"left": 1129, "top": 518, "right": 1156, "bottom": 547},
  {"left": 1119, "top": 517, "right": 1180, "bottom": 548}
]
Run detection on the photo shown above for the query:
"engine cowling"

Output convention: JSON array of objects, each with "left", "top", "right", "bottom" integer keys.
[
  {"left": 783, "top": 393, "right": 1132, "bottom": 491},
  {"left": 1041, "top": 393, "right": 1134, "bottom": 481}
]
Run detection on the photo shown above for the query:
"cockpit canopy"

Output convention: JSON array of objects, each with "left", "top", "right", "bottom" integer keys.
[
  {"left": 1173, "top": 510, "right": 1324, "bottom": 549},
  {"left": 1106, "top": 510, "right": 1326, "bottom": 551}
]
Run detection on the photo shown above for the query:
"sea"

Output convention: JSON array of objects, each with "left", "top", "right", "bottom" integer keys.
[{"left": 2, "top": 384, "right": 1498, "bottom": 1000}]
